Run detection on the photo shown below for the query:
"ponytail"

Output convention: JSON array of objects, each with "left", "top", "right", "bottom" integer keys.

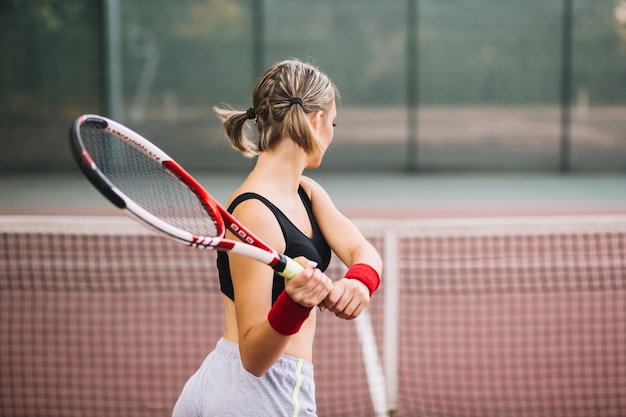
[
  {"left": 281, "top": 98, "right": 317, "bottom": 155},
  {"left": 213, "top": 106, "right": 258, "bottom": 158}
]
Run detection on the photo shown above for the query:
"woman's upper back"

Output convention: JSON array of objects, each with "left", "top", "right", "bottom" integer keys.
[{"left": 217, "top": 185, "right": 331, "bottom": 304}]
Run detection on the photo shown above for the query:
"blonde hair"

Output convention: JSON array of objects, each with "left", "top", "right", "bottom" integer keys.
[{"left": 213, "top": 59, "right": 338, "bottom": 158}]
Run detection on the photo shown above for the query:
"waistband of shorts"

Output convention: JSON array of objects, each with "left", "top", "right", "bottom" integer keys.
[{"left": 215, "top": 338, "right": 314, "bottom": 378}]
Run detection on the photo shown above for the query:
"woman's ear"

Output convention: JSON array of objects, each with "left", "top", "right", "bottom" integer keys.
[{"left": 308, "top": 110, "right": 324, "bottom": 132}]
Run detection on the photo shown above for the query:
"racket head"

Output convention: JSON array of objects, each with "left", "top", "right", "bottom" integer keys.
[{"left": 69, "top": 114, "right": 226, "bottom": 243}]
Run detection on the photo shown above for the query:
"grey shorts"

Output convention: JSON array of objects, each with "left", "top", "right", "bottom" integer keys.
[{"left": 172, "top": 338, "right": 317, "bottom": 417}]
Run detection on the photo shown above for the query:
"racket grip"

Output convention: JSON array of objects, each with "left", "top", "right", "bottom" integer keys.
[{"left": 277, "top": 255, "right": 305, "bottom": 279}]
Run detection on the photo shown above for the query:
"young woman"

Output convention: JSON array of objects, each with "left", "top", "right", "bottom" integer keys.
[{"left": 172, "top": 59, "right": 382, "bottom": 417}]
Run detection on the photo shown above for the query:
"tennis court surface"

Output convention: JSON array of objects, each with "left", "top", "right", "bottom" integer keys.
[
  {"left": 2, "top": 172, "right": 626, "bottom": 217},
  {"left": 2, "top": 173, "right": 626, "bottom": 416}
]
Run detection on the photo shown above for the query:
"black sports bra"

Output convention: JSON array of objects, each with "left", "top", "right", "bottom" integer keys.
[{"left": 217, "top": 186, "right": 331, "bottom": 304}]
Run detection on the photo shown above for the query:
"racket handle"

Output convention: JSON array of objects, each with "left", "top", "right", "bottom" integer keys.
[{"left": 277, "top": 255, "right": 305, "bottom": 279}]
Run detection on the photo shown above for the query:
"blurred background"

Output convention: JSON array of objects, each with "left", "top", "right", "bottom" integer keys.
[
  {"left": 2, "top": 3, "right": 626, "bottom": 416},
  {"left": 1, "top": 0, "right": 625, "bottom": 176}
]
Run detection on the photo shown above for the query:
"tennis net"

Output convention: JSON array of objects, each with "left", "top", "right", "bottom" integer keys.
[{"left": 1, "top": 215, "right": 625, "bottom": 417}]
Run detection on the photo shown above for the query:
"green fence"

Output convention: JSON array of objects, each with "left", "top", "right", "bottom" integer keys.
[{"left": 1, "top": 0, "right": 625, "bottom": 172}]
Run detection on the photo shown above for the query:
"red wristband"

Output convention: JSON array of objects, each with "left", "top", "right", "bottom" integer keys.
[
  {"left": 267, "top": 290, "right": 313, "bottom": 336},
  {"left": 344, "top": 263, "right": 380, "bottom": 297}
]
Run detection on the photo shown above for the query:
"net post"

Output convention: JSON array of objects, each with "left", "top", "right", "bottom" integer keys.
[
  {"left": 354, "top": 303, "right": 388, "bottom": 417},
  {"left": 383, "top": 227, "right": 400, "bottom": 415}
]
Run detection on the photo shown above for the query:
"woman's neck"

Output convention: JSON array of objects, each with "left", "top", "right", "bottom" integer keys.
[{"left": 247, "top": 140, "right": 307, "bottom": 194}]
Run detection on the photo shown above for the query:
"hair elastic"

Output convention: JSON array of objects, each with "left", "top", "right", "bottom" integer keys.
[
  {"left": 289, "top": 97, "right": 303, "bottom": 107},
  {"left": 246, "top": 107, "right": 256, "bottom": 120}
]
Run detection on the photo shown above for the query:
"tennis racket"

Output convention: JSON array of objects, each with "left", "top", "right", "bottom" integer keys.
[{"left": 69, "top": 114, "right": 304, "bottom": 279}]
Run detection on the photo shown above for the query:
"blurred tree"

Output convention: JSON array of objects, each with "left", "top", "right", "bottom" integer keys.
[
  {"left": 4, "top": 0, "right": 85, "bottom": 31},
  {"left": 0, "top": 0, "right": 100, "bottom": 122},
  {"left": 178, "top": 0, "right": 245, "bottom": 41}
]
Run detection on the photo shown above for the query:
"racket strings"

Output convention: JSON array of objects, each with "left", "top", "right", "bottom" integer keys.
[{"left": 80, "top": 124, "right": 221, "bottom": 237}]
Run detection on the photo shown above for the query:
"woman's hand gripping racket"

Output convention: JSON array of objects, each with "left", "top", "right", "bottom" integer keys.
[{"left": 69, "top": 114, "right": 304, "bottom": 279}]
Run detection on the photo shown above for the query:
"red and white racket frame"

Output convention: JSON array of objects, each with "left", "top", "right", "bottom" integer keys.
[{"left": 70, "top": 114, "right": 303, "bottom": 279}]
